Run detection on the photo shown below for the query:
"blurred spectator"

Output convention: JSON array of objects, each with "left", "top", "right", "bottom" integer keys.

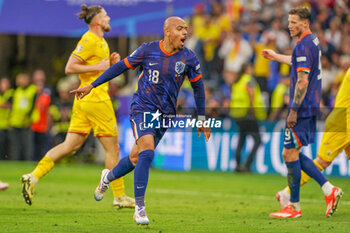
[
  {"left": 252, "top": 32, "right": 276, "bottom": 105},
  {"left": 32, "top": 69, "right": 52, "bottom": 95},
  {"left": 340, "top": 20, "right": 350, "bottom": 37},
  {"left": 265, "top": 18, "right": 290, "bottom": 52},
  {"left": 192, "top": 3, "right": 205, "bottom": 38},
  {"left": 315, "top": 2, "right": 333, "bottom": 30},
  {"left": 230, "top": 64, "right": 266, "bottom": 172},
  {"left": 269, "top": 75, "right": 290, "bottom": 121},
  {"left": 185, "top": 25, "right": 202, "bottom": 57},
  {"left": 177, "top": 79, "right": 196, "bottom": 116},
  {"left": 0, "top": 77, "right": 13, "bottom": 160},
  {"left": 211, "top": 0, "right": 231, "bottom": 36},
  {"left": 205, "top": 86, "right": 221, "bottom": 118},
  {"left": 266, "top": 46, "right": 292, "bottom": 94},
  {"left": 333, "top": 0, "right": 350, "bottom": 20},
  {"left": 49, "top": 77, "right": 74, "bottom": 146},
  {"left": 9, "top": 73, "right": 36, "bottom": 160},
  {"left": 197, "top": 14, "right": 221, "bottom": 82},
  {"left": 320, "top": 55, "right": 338, "bottom": 93},
  {"left": 317, "top": 30, "right": 336, "bottom": 59},
  {"left": 325, "top": 82, "right": 339, "bottom": 110},
  {"left": 325, "top": 17, "right": 342, "bottom": 49},
  {"left": 333, "top": 55, "right": 350, "bottom": 84},
  {"left": 220, "top": 69, "right": 236, "bottom": 101},
  {"left": 31, "top": 74, "right": 51, "bottom": 161},
  {"left": 339, "top": 35, "right": 350, "bottom": 57},
  {"left": 108, "top": 74, "right": 128, "bottom": 122},
  {"left": 219, "top": 27, "right": 253, "bottom": 75}
]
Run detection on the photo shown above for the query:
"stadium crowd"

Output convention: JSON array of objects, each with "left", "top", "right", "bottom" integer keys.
[
  {"left": 1, "top": 0, "right": 350, "bottom": 161},
  {"left": 180, "top": 0, "right": 350, "bottom": 119}
]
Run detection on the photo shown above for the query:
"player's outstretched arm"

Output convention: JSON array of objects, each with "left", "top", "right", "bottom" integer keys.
[
  {"left": 70, "top": 59, "right": 130, "bottom": 99},
  {"left": 70, "top": 84, "right": 94, "bottom": 100},
  {"left": 65, "top": 56, "right": 110, "bottom": 74},
  {"left": 90, "top": 59, "right": 129, "bottom": 87},
  {"left": 262, "top": 49, "right": 292, "bottom": 65}
]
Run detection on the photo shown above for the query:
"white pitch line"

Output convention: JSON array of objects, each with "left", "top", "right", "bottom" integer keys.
[{"left": 152, "top": 188, "right": 350, "bottom": 206}]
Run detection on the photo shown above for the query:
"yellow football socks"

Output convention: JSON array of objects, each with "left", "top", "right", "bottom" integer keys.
[
  {"left": 286, "top": 159, "right": 325, "bottom": 194},
  {"left": 110, "top": 177, "right": 125, "bottom": 197},
  {"left": 32, "top": 156, "right": 55, "bottom": 180}
]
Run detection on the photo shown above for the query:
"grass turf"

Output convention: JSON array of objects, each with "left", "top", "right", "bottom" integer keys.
[{"left": 0, "top": 161, "right": 349, "bottom": 233}]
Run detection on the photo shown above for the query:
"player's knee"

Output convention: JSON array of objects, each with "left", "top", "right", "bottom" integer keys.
[
  {"left": 282, "top": 149, "right": 289, "bottom": 160},
  {"left": 138, "top": 141, "right": 154, "bottom": 151},
  {"left": 115, "top": 143, "right": 120, "bottom": 153},
  {"left": 70, "top": 149, "right": 78, "bottom": 155},
  {"left": 129, "top": 154, "right": 139, "bottom": 166},
  {"left": 282, "top": 149, "right": 297, "bottom": 161},
  {"left": 62, "top": 142, "right": 81, "bottom": 156}
]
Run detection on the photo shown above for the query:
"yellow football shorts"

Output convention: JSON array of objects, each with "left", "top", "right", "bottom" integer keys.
[
  {"left": 318, "top": 131, "right": 350, "bottom": 162},
  {"left": 318, "top": 109, "right": 350, "bottom": 162},
  {"left": 68, "top": 99, "right": 118, "bottom": 137}
]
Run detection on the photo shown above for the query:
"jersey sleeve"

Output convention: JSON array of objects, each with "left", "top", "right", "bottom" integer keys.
[
  {"left": 186, "top": 52, "right": 202, "bottom": 82},
  {"left": 123, "top": 43, "right": 146, "bottom": 70},
  {"left": 295, "top": 43, "right": 312, "bottom": 74},
  {"left": 71, "top": 38, "right": 95, "bottom": 62}
]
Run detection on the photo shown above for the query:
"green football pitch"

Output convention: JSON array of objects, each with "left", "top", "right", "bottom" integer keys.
[{"left": 0, "top": 161, "right": 349, "bottom": 233}]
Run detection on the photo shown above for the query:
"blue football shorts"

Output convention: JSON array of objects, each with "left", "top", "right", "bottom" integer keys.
[
  {"left": 129, "top": 111, "right": 167, "bottom": 147},
  {"left": 283, "top": 116, "right": 317, "bottom": 149}
]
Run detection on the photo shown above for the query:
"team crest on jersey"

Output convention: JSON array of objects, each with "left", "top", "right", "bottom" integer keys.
[{"left": 175, "top": 61, "right": 185, "bottom": 74}]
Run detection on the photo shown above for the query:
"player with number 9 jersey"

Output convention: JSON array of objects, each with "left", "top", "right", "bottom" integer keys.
[{"left": 290, "top": 31, "right": 322, "bottom": 119}]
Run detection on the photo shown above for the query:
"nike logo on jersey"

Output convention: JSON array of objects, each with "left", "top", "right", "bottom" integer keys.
[
  {"left": 137, "top": 186, "right": 145, "bottom": 189},
  {"left": 284, "top": 141, "right": 291, "bottom": 144},
  {"left": 149, "top": 62, "right": 158, "bottom": 66}
]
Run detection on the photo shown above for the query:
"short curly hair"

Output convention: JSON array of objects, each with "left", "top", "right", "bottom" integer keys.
[{"left": 288, "top": 7, "right": 311, "bottom": 21}]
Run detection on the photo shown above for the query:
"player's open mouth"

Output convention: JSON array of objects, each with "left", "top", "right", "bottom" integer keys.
[{"left": 180, "top": 38, "right": 186, "bottom": 46}]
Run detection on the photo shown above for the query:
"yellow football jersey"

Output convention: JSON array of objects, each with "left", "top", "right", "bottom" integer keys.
[
  {"left": 318, "top": 68, "right": 350, "bottom": 161},
  {"left": 325, "top": 68, "right": 350, "bottom": 131},
  {"left": 71, "top": 31, "right": 110, "bottom": 102},
  {"left": 334, "top": 68, "right": 350, "bottom": 109}
]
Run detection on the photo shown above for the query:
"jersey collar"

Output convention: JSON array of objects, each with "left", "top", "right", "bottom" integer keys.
[
  {"left": 296, "top": 30, "right": 312, "bottom": 44},
  {"left": 87, "top": 30, "right": 103, "bottom": 41},
  {"left": 159, "top": 40, "right": 179, "bottom": 56}
]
